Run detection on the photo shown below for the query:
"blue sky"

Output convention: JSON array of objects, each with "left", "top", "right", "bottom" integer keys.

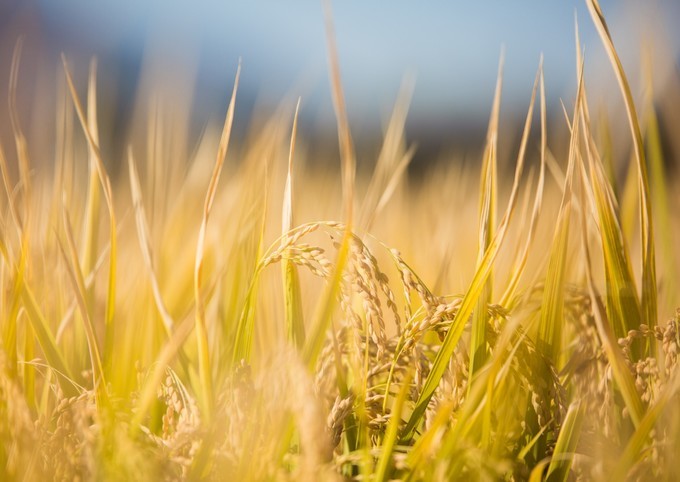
[{"left": 38, "top": 1, "right": 680, "bottom": 134}]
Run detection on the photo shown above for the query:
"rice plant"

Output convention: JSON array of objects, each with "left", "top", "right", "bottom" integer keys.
[{"left": 0, "top": 0, "right": 679, "bottom": 480}]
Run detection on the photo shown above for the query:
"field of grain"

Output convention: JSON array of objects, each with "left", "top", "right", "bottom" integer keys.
[{"left": 1, "top": 1, "right": 679, "bottom": 480}]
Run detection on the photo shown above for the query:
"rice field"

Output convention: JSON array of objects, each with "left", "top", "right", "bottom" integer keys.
[{"left": 1, "top": 0, "right": 679, "bottom": 480}]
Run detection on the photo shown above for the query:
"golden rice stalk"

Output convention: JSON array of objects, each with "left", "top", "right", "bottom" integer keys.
[
  {"left": 577, "top": 149, "right": 645, "bottom": 428},
  {"left": 231, "top": 141, "right": 270, "bottom": 368},
  {"left": 303, "top": 2, "right": 357, "bottom": 367},
  {"left": 581, "top": 108, "right": 642, "bottom": 343},
  {"left": 19, "top": 282, "right": 76, "bottom": 397},
  {"left": 574, "top": 19, "right": 643, "bottom": 348},
  {"left": 9, "top": 42, "right": 37, "bottom": 403},
  {"left": 500, "top": 65, "right": 547, "bottom": 308},
  {"left": 404, "top": 400, "right": 455, "bottom": 478},
  {"left": 57, "top": 207, "right": 108, "bottom": 408},
  {"left": 642, "top": 48, "right": 676, "bottom": 316},
  {"left": 403, "top": 62, "right": 541, "bottom": 440},
  {"left": 536, "top": 59, "right": 582, "bottom": 363},
  {"left": 128, "top": 149, "right": 175, "bottom": 336},
  {"left": 194, "top": 61, "right": 240, "bottom": 418},
  {"left": 4, "top": 50, "right": 74, "bottom": 390},
  {"left": 3, "top": 40, "right": 33, "bottom": 378},
  {"left": 62, "top": 55, "right": 119, "bottom": 364},
  {"left": 282, "top": 98, "right": 305, "bottom": 350},
  {"left": 131, "top": 317, "right": 195, "bottom": 431},
  {"left": 374, "top": 370, "right": 413, "bottom": 481},
  {"left": 324, "top": 2, "right": 355, "bottom": 226},
  {"left": 55, "top": 229, "right": 116, "bottom": 344},
  {"left": 545, "top": 400, "right": 584, "bottom": 481},
  {"left": 436, "top": 314, "right": 530, "bottom": 476},
  {"left": 359, "top": 79, "right": 414, "bottom": 232},
  {"left": 8, "top": 40, "right": 31, "bottom": 217},
  {"left": 469, "top": 52, "right": 502, "bottom": 380},
  {"left": 586, "top": 0, "right": 657, "bottom": 342},
  {"left": 611, "top": 366, "right": 680, "bottom": 480},
  {"left": 0, "top": 144, "right": 23, "bottom": 373},
  {"left": 81, "top": 58, "right": 102, "bottom": 280},
  {"left": 0, "top": 143, "right": 22, "bottom": 239}
]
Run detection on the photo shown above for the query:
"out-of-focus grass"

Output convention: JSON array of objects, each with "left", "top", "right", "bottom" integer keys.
[{"left": 1, "top": 1, "right": 679, "bottom": 480}]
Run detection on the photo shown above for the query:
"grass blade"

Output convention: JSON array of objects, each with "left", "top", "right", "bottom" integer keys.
[
  {"left": 19, "top": 284, "right": 76, "bottom": 397},
  {"left": 57, "top": 207, "right": 108, "bottom": 408},
  {"left": 194, "top": 61, "right": 240, "bottom": 418},
  {"left": 81, "top": 58, "right": 102, "bottom": 280},
  {"left": 231, "top": 154, "right": 269, "bottom": 366},
  {"left": 282, "top": 98, "right": 305, "bottom": 349},
  {"left": 574, "top": 22, "right": 643, "bottom": 347},
  {"left": 500, "top": 65, "right": 547, "bottom": 308},
  {"left": 469, "top": 52, "right": 502, "bottom": 380},
  {"left": 537, "top": 63, "right": 581, "bottom": 362},
  {"left": 586, "top": 0, "right": 657, "bottom": 345},
  {"left": 577, "top": 146, "right": 645, "bottom": 428},
  {"left": 611, "top": 368, "right": 680, "bottom": 480},
  {"left": 128, "top": 148, "right": 175, "bottom": 336},
  {"left": 642, "top": 49, "right": 676, "bottom": 316},
  {"left": 545, "top": 400, "right": 585, "bottom": 481},
  {"left": 62, "top": 55, "right": 119, "bottom": 370},
  {"left": 359, "top": 79, "right": 414, "bottom": 232},
  {"left": 302, "top": 2, "right": 357, "bottom": 367},
  {"left": 374, "top": 370, "right": 413, "bottom": 481}
]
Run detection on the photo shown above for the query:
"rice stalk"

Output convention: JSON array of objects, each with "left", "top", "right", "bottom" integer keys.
[
  {"left": 641, "top": 48, "right": 676, "bottom": 316},
  {"left": 302, "top": 2, "right": 357, "bottom": 368},
  {"left": 536, "top": 58, "right": 581, "bottom": 364},
  {"left": 578, "top": 153, "right": 645, "bottom": 429},
  {"left": 469, "top": 52, "right": 502, "bottom": 382},
  {"left": 499, "top": 64, "right": 547, "bottom": 309},
  {"left": 195, "top": 62, "right": 240, "bottom": 418},
  {"left": 586, "top": 0, "right": 658, "bottom": 348},
  {"left": 62, "top": 55, "right": 119, "bottom": 375},
  {"left": 57, "top": 206, "right": 108, "bottom": 408},
  {"left": 545, "top": 400, "right": 584, "bottom": 481},
  {"left": 128, "top": 149, "right": 175, "bottom": 336},
  {"left": 282, "top": 98, "right": 306, "bottom": 350}
]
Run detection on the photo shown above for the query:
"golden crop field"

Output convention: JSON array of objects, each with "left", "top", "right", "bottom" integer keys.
[{"left": 0, "top": 1, "right": 679, "bottom": 480}]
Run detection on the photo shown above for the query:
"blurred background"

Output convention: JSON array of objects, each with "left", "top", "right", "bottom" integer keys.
[{"left": 0, "top": 0, "right": 679, "bottom": 171}]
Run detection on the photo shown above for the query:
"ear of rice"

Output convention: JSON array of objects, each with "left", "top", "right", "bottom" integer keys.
[{"left": 612, "top": 367, "right": 680, "bottom": 480}]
